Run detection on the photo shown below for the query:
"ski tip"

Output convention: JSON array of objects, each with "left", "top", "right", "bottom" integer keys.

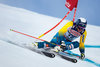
[
  {"left": 42, "top": 51, "right": 55, "bottom": 58},
  {"left": 73, "top": 59, "right": 77, "bottom": 63}
]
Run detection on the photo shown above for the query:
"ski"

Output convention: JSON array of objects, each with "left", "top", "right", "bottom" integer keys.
[
  {"left": 42, "top": 50, "right": 77, "bottom": 63},
  {"left": 59, "top": 54, "right": 77, "bottom": 63},
  {"left": 41, "top": 51, "right": 55, "bottom": 58},
  {"left": 3, "top": 39, "right": 77, "bottom": 63},
  {"left": 41, "top": 49, "right": 77, "bottom": 63},
  {"left": 1, "top": 39, "right": 54, "bottom": 58},
  {"left": 57, "top": 51, "right": 77, "bottom": 63},
  {"left": 41, "top": 48, "right": 77, "bottom": 63},
  {"left": 24, "top": 44, "right": 56, "bottom": 58}
]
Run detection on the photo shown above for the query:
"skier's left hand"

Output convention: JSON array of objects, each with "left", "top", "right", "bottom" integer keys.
[
  {"left": 80, "top": 53, "right": 85, "bottom": 60},
  {"left": 52, "top": 46, "right": 63, "bottom": 52},
  {"left": 60, "top": 41, "right": 66, "bottom": 51}
]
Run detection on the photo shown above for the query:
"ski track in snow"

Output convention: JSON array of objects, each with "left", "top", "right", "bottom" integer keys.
[{"left": 0, "top": 4, "right": 100, "bottom": 67}]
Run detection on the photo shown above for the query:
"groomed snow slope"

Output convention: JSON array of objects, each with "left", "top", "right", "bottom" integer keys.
[{"left": 0, "top": 4, "right": 100, "bottom": 67}]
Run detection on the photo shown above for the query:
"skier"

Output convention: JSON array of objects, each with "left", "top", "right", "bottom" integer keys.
[{"left": 33, "top": 17, "right": 87, "bottom": 59}]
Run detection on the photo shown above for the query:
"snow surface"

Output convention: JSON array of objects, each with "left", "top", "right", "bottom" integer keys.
[{"left": 0, "top": 4, "right": 100, "bottom": 67}]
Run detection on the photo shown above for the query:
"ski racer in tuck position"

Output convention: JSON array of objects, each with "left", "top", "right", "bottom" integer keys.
[{"left": 33, "top": 17, "right": 87, "bottom": 59}]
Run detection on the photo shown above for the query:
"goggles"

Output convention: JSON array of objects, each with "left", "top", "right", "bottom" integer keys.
[
  {"left": 78, "top": 23, "right": 86, "bottom": 28},
  {"left": 75, "top": 25, "right": 84, "bottom": 32}
]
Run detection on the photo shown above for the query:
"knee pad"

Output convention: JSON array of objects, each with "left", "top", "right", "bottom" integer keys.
[{"left": 72, "top": 41, "right": 79, "bottom": 48}]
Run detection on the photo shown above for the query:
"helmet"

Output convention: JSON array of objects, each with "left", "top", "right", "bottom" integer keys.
[{"left": 75, "top": 17, "right": 87, "bottom": 29}]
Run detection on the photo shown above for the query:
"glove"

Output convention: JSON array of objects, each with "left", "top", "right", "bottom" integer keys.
[
  {"left": 52, "top": 46, "right": 63, "bottom": 52},
  {"left": 80, "top": 53, "right": 85, "bottom": 60},
  {"left": 52, "top": 41, "right": 66, "bottom": 52},
  {"left": 60, "top": 41, "right": 66, "bottom": 51},
  {"left": 60, "top": 45, "right": 66, "bottom": 51}
]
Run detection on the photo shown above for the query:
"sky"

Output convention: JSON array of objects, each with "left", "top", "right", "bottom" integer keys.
[{"left": 0, "top": 0, "right": 100, "bottom": 26}]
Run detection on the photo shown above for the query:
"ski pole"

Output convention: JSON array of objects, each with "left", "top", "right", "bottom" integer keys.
[
  {"left": 10, "top": 29, "right": 58, "bottom": 46},
  {"left": 10, "top": 29, "right": 45, "bottom": 41},
  {"left": 38, "top": 10, "right": 71, "bottom": 38}
]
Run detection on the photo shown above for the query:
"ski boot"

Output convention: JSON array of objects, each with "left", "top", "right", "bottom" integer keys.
[{"left": 52, "top": 41, "right": 66, "bottom": 52}]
